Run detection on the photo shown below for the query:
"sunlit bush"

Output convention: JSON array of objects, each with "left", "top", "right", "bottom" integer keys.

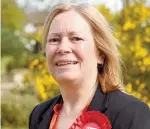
[{"left": 1, "top": 90, "right": 40, "bottom": 128}]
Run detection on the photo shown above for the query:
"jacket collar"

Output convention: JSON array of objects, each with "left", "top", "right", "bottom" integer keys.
[
  {"left": 37, "top": 96, "right": 62, "bottom": 129},
  {"left": 88, "top": 83, "right": 109, "bottom": 112},
  {"left": 37, "top": 83, "right": 109, "bottom": 129}
]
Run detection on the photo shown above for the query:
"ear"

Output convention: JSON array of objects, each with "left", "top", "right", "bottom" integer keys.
[{"left": 97, "top": 53, "right": 105, "bottom": 65}]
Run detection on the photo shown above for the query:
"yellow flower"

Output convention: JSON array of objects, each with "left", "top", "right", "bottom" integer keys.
[
  {"left": 123, "top": 20, "right": 136, "bottom": 31},
  {"left": 139, "top": 83, "right": 146, "bottom": 90},
  {"left": 140, "top": 66, "right": 146, "bottom": 72},
  {"left": 135, "top": 80, "right": 140, "bottom": 85},
  {"left": 143, "top": 57, "right": 150, "bottom": 66},
  {"left": 147, "top": 102, "right": 150, "bottom": 107},
  {"left": 126, "top": 83, "right": 132, "bottom": 93},
  {"left": 142, "top": 96, "right": 148, "bottom": 102},
  {"left": 136, "top": 92, "right": 142, "bottom": 99},
  {"left": 135, "top": 48, "right": 148, "bottom": 58}
]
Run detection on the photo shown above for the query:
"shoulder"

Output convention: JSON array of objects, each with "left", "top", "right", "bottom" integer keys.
[
  {"left": 108, "top": 90, "right": 142, "bottom": 110},
  {"left": 32, "top": 95, "right": 60, "bottom": 113},
  {"left": 107, "top": 90, "right": 150, "bottom": 115},
  {"left": 29, "top": 95, "right": 60, "bottom": 128},
  {"left": 107, "top": 90, "right": 150, "bottom": 129}
]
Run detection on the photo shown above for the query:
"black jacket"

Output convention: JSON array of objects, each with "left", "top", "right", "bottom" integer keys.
[{"left": 29, "top": 85, "right": 150, "bottom": 129}]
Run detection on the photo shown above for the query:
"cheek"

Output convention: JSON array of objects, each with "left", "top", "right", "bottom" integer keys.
[
  {"left": 74, "top": 42, "right": 96, "bottom": 60},
  {"left": 72, "top": 44, "right": 86, "bottom": 61},
  {"left": 45, "top": 44, "right": 57, "bottom": 63}
]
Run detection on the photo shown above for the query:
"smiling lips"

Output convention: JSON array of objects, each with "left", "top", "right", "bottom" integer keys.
[{"left": 55, "top": 60, "right": 78, "bottom": 66}]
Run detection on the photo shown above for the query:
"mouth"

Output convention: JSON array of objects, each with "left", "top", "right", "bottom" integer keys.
[{"left": 55, "top": 61, "right": 78, "bottom": 66}]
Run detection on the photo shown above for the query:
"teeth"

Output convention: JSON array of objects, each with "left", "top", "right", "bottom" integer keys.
[{"left": 56, "top": 61, "right": 78, "bottom": 66}]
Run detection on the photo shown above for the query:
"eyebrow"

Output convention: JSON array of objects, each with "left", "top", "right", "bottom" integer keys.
[{"left": 48, "top": 31, "right": 83, "bottom": 37}]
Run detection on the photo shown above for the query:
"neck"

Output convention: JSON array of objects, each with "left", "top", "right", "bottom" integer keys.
[{"left": 59, "top": 77, "right": 98, "bottom": 115}]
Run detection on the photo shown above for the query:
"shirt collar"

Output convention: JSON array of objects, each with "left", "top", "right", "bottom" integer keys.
[{"left": 52, "top": 83, "right": 109, "bottom": 113}]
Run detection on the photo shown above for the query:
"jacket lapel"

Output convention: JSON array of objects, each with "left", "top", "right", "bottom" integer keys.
[
  {"left": 37, "top": 95, "right": 62, "bottom": 129},
  {"left": 37, "top": 84, "right": 109, "bottom": 129},
  {"left": 87, "top": 84, "right": 109, "bottom": 113}
]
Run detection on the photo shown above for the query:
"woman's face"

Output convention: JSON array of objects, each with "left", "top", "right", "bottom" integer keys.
[{"left": 46, "top": 10, "right": 100, "bottom": 84}]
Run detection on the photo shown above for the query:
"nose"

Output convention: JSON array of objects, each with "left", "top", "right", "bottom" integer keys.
[{"left": 56, "top": 37, "right": 72, "bottom": 54}]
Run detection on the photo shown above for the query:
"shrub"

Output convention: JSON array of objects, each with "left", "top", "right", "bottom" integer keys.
[{"left": 1, "top": 90, "right": 40, "bottom": 128}]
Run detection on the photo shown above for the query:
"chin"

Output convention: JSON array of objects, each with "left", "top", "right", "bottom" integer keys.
[{"left": 54, "top": 72, "right": 79, "bottom": 84}]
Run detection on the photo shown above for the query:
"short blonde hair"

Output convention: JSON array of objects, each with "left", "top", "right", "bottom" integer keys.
[{"left": 42, "top": 3, "right": 124, "bottom": 93}]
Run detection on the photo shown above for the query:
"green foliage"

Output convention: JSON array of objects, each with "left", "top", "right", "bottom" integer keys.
[
  {"left": 2, "top": 0, "right": 27, "bottom": 30},
  {"left": 1, "top": 0, "right": 33, "bottom": 72},
  {"left": 1, "top": 27, "right": 32, "bottom": 72},
  {"left": 1, "top": 89, "right": 40, "bottom": 128},
  {"left": 1, "top": 28, "right": 26, "bottom": 57},
  {"left": 113, "top": 1, "right": 150, "bottom": 101}
]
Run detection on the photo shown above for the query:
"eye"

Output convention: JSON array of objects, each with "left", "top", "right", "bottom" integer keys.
[
  {"left": 71, "top": 37, "right": 83, "bottom": 42},
  {"left": 48, "top": 38, "right": 60, "bottom": 43}
]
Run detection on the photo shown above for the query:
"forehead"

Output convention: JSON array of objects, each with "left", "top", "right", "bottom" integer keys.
[{"left": 49, "top": 10, "right": 92, "bottom": 35}]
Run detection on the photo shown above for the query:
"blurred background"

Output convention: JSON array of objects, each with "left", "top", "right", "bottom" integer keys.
[{"left": 1, "top": 0, "right": 150, "bottom": 128}]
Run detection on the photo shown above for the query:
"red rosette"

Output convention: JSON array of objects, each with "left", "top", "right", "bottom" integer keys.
[{"left": 70, "top": 111, "right": 112, "bottom": 129}]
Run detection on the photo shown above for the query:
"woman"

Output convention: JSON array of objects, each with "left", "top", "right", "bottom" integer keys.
[{"left": 29, "top": 3, "right": 150, "bottom": 129}]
